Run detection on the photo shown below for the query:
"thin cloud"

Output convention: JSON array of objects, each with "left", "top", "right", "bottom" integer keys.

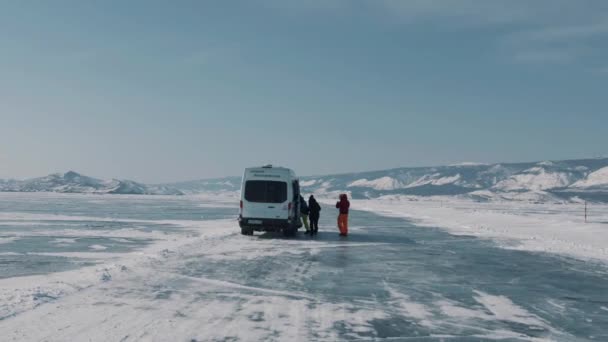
[
  {"left": 379, "top": 1, "right": 608, "bottom": 66},
  {"left": 502, "top": 18, "right": 608, "bottom": 64},
  {"left": 512, "top": 48, "right": 585, "bottom": 64},
  {"left": 379, "top": 0, "right": 534, "bottom": 25},
  {"left": 261, "top": 0, "right": 351, "bottom": 12},
  {"left": 264, "top": 1, "right": 606, "bottom": 66},
  {"left": 504, "top": 20, "right": 608, "bottom": 45},
  {"left": 378, "top": 0, "right": 608, "bottom": 28}
]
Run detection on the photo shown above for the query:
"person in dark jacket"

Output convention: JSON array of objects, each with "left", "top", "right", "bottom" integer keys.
[
  {"left": 336, "top": 193, "right": 350, "bottom": 236},
  {"left": 299, "top": 195, "right": 310, "bottom": 233},
  {"left": 308, "top": 195, "right": 321, "bottom": 235}
]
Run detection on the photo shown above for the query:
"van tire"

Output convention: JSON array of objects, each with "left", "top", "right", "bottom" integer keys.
[{"left": 241, "top": 227, "right": 254, "bottom": 236}]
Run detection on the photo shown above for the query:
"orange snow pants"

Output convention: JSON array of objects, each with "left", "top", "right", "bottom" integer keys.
[{"left": 338, "top": 214, "right": 349, "bottom": 235}]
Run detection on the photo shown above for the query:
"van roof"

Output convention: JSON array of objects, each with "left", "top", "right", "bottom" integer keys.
[
  {"left": 244, "top": 166, "right": 297, "bottom": 177},
  {"left": 246, "top": 165, "right": 291, "bottom": 171}
]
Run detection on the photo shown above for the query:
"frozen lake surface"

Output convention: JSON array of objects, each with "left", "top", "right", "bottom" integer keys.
[
  {"left": 0, "top": 193, "right": 607, "bottom": 341},
  {"left": 0, "top": 193, "right": 236, "bottom": 279}
]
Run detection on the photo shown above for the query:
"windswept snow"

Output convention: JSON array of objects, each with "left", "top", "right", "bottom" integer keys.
[
  {"left": 1, "top": 192, "right": 607, "bottom": 340},
  {"left": 88, "top": 244, "right": 108, "bottom": 250},
  {"left": 472, "top": 291, "right": 549, "bottom": 328},
  {"left": 352, "top": 195, "right": 608, "bottom": 262},
  {"left": 0, "top": 237, "right": 18, "bottom": 245},
  {"left": 0, "top": 192, "right": 237, "bottom": 321},
  {"left": 434, "top": 292, "right": 551, "bottom": 333}
]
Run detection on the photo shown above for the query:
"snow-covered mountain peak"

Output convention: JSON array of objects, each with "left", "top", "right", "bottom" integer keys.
[
  {"left": 348, "top": 176, "right": 404, "bottom": 190},
  {"left": 523, "top": 167, "right": 544, "bottom": 174},
  {"left": 295, "top": 158, "right": 608, "bottom": 202},
  {"left": 571, "top": 166, "right": 608, "bottom": 189},
  {"left": 492, "top": 167, "right": 575, "bottom": 192},
  {"left": 405, "top": 173, "right": 462, "bottom": 188},
  {"left": 448, "top": 162, "right": 487, "bottom": 167},
  {"left": 63, "top": 171, "right": 83, "bottom": 180},
  {"left": 0, "top": 171, "right": 183, "bottom": 195},
  {"left": 4, "top": 158, "right": 608, "bottom": 202}
]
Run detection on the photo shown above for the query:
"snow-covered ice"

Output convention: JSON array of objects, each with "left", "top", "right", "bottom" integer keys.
[
  {"left": 350, "top": 195, "right": 608, "bottom": 262},
  {"left": 1, "top": 192, "right": 607, "bottom": 341}
]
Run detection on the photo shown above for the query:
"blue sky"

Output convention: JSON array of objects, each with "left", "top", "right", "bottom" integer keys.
[{"left": 1, "top": 1, "right": 607, "bottom": 183}]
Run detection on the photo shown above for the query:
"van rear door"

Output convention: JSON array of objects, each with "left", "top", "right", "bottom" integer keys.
[{"left": 243, "top": 180, "right": 288, "bottom": 219}]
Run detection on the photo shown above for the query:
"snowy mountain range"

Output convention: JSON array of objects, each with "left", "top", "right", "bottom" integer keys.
[
  {"left": 0, "top": 171, "right": 183, "bottom": 195},
  {"left": 166, "top": 157, "right": 608, "bottom": 202},
  {"left": 3, "top": 158, "right": 608, "bottom": 201}
]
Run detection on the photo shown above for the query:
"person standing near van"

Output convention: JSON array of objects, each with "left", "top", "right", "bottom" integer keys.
[
  {"left": 308, "top": 195, "right": 321, "bottom": 235},
  {"left": 336, "top": 194, "right": 350, "bottom": 236},
  {"left": 299, "top": 195, "right": 310, "bottom": 233}
]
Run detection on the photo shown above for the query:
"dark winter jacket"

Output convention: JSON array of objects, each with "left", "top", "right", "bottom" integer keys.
[
  {"left": 300, "top": 195, "right": 310, "bottom": 215},
  {"left": 308, "top": 196, "right": 321, "bottom": 217},
  {"left": 336, "top": 194, "right": 350, "bottom": 215}
]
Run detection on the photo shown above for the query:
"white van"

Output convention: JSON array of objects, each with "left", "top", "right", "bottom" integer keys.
[{"left": 239, "top": 165, "right": 303, "bottom": 236}]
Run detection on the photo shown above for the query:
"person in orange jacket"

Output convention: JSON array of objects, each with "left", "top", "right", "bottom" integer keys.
[{"left": 335, "top": 194, "right": 350, "bottom": 236}]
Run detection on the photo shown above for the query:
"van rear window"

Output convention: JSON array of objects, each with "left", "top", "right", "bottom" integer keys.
[{"left": 245, "top": 181, "right": 287, "bottom": 203}]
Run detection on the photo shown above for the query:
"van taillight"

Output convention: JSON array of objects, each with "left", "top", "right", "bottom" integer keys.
[
  {"left": 240, "top": 200, "right": 243, "bottom": 210},
  {"left": 288, "top": 202, "right": 292, "bottom": 211}
]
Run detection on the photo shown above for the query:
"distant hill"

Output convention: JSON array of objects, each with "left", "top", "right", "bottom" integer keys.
[
  {"left": 300, "top": 158, "right": 608, "bottom": 202},
  {"left": 4, "top": 158, "right": 608, "bottom": 201},
  {"left": 0, "top": 171, "right": 183, "bottom": 195},
  {"left": 167, "top": 177, "right": 242, "bottom": 194},
  {"left": 165, "top": 157, "right": 608, "bottom": 202}
]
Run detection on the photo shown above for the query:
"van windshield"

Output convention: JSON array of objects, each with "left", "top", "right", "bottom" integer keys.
[{"left": 244, "top": 180, "right": 287, "bottom": 203}]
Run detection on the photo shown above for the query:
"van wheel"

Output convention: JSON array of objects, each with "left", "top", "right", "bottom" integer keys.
[{"left": 241, "top": 228, "right": 254, "bottom": 236}]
